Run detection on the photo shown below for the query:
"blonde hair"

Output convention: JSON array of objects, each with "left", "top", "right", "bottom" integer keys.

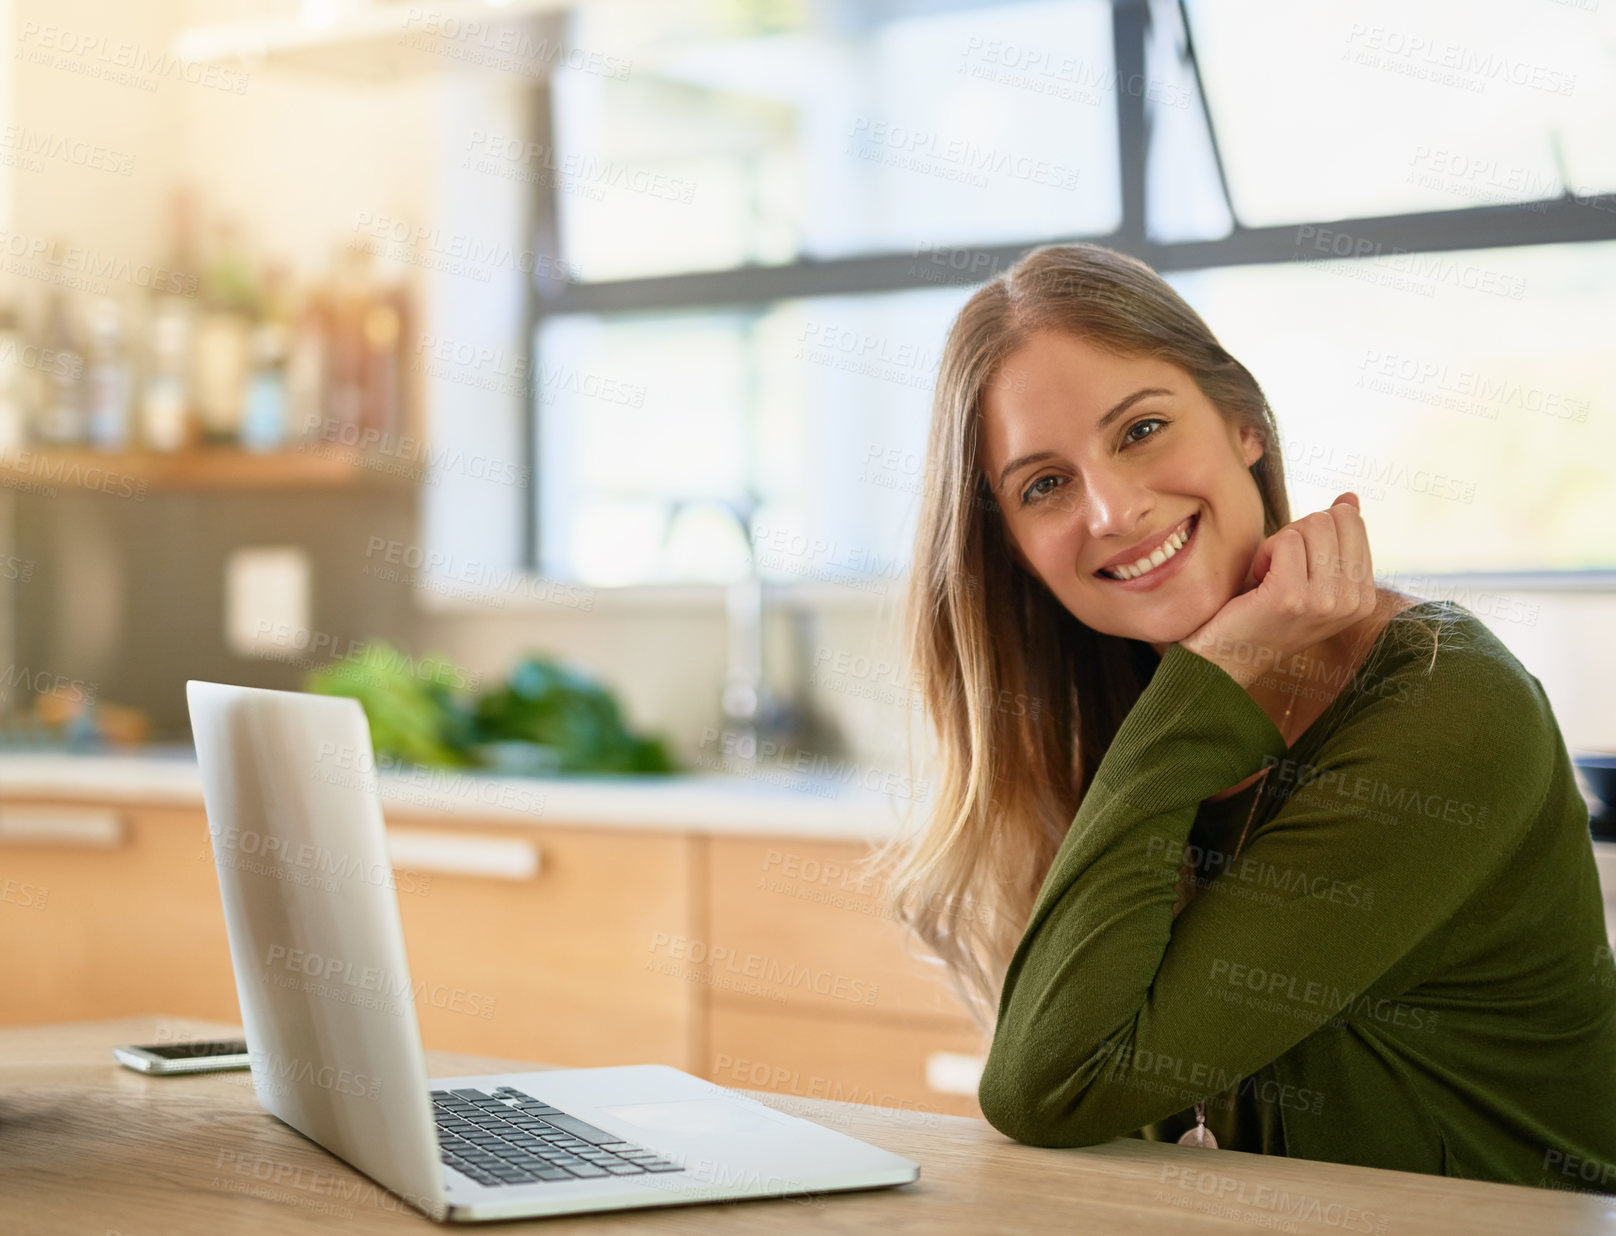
[{"left": 878, "top": 243, "right": 1294, "bottom": 1019}]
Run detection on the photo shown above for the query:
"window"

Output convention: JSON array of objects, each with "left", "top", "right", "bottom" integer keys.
[
  {"left": 537, "top": 285, "right": 970, "bottom": 589},
  {"left": 525, "top": 0, "right": 1616, "bottom": 588},
  {"left": 1166, "top": 240, "right": 1613, "bottom": 573},
  {"left": 1183, "top": 0, "right": 1616, "bottom": 227},
  {"left": 552, "top": 0, "right": 1119, "bottom": 281}
]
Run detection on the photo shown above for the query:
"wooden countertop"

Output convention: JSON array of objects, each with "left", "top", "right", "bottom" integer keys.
[
  {"left": 0, "top": 752, "right": 913, "bottom": 840},
  {"left": 2, "top": 1016, "right": 1609, "bottom": 1233}
]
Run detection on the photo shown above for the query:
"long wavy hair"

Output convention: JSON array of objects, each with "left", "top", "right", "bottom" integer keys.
[{"left": 879, "top": 242, "right": 1294, "bottom": 1020}]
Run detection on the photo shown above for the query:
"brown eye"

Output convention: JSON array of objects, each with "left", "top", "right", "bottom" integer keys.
[
  {"left": 1021, "top": 475, "right": 1063, "bottom": 506},
  {"left": 1124, "top": 417, "right": 1167, "bottom": 445}
]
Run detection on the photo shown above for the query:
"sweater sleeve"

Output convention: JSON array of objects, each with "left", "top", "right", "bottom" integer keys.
[{"left": 976, "top": 636, "right": 1553, "bottom": 1147}]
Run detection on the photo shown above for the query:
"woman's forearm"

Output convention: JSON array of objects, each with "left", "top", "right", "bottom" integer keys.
[
  {"left": 977, "top": 636, "right": 1547, "bottom": 1148},
  {"left": 977, "top": 643, "right": 1287, "bottom": 1143}
]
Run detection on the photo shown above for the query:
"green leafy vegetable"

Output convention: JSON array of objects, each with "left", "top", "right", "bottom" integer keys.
[
  {"left": 304, "top": 642, "right": 476, "bottom": 768},
  {"left": 306, "top": 642, "right": 675, "bottom": 774},
  {"left": 472, "top": 657, "right": 675, "bottom": 774}
]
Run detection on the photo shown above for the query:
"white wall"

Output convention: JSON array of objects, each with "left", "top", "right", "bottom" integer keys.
[
  {"left": 417, "top": 581, "right": 1616, "bottom": 791},
  {"left": 5, "top": 2, "right": 1613, "bottom": 784},
  {"left": 1461, "top": 588, "right": 1616, "bottom": 754}
]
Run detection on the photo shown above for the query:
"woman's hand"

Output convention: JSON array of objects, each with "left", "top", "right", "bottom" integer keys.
[{"left": 1178, "top": 493, "right": 1380, "bottom": 688}]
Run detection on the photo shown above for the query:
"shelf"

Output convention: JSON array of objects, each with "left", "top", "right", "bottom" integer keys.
[
  {"left": 174, "top": 0, "right": 571, "bottom": 84},
  {"left": 0, "top": 444, "right": 419, "bottom": 494}
]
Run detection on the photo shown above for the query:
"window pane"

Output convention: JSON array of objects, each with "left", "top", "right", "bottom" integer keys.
[
  {"left": 537, "top": 285, "right": 975, "bottom": 587},
  {"left": 554, "top": 0, "right": 1120, "bottom": 280},
  {"left": 1184, "top": 0, "right": 1616, "bottom": 226},
  {"left": 1166, "top": 240, "right": 1615, "bottom": 573},
  {"left": 1144, "top": 0, "right": 1233, "bottom": 242}
]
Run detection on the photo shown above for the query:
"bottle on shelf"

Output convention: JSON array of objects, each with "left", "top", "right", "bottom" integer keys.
[
  {"left": 241, "top": 263, "right": 291, "bottom": 452},
  {"left": 140, "top": 188, "right": 201, "bottom": 452},
  {"left": 0, "top": 305, "right": 23, "bottom": 453},
  {"left": 323, "top": 244, "right": 372, "bottom": 443},
  {"left": 34, "top": 287, "right": 85, "bottom": 446},
  {"left": 192, "top": 218, "right": 257, "bottom": 444},
  {"left": 1, "top": 190, "right": 419, "bottom": 466},
  {"left": 361, "top": 284, "right": 404, "bottom": 441},
  {"left": 84, "top": 297, "right": 134, "bottom": 451},
  {"left": 286, "top": 278, "right": 328, "bottom": 444},
  {"left": 142, "top": 304, "right": 193, "bottom": 452}
]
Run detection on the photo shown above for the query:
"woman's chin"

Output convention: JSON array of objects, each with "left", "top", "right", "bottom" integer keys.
[{"left": 1103, "top": 589, "right": 1230, "bottom": 648}]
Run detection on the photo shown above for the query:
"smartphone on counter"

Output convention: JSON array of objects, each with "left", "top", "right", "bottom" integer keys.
[{"left": 113, "top": 1038, "right": 251, "bottom": 1074}]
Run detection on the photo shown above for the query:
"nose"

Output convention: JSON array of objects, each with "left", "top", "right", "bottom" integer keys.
[{"left": 1080, "top": 463, "right": 1153, "bottom": 541}]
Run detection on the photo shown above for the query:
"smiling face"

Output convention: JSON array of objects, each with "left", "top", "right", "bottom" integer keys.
[{"left": 979, "top": 329, "right": 1268, "bottom": 647}]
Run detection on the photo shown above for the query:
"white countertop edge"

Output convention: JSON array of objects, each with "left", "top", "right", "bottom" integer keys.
[{"left": 0, "top": 753, "right": 920, "bottom": 842}]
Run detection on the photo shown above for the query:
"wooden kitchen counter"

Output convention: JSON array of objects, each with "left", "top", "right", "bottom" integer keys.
[
  {"left": 0, "top": 1016, "right": 1610, "bottom": 1234},
  {"left": 0, "top": 751, "right": 910, "bottom": 839}
]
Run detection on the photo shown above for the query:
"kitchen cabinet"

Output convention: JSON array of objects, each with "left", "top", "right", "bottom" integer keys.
[
  {"left": 392, "top": 824, "right": 700, "bottom": 1068},
  {"left": 695, "top": 837, "right": 987, "bottom": 1118},
  {"left": 0, "top": 786, "right": 983, "bottom": 1119},
  {"left": 0, "top": 803, "right": 237, "bottom": 1025},
  {"left": 704, "top": 837, "right": 976, "bottom": 1023},
  {"left": 707, "top": 1004, "right": 986, "bottom": 1120}
]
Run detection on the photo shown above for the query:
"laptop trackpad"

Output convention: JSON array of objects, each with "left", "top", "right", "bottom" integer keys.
[{"left": 598, "top": 1099, "right": 782, "bottom": 1136}]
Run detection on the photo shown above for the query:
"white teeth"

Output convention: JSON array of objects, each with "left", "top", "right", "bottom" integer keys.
[{"left": 1104, "top": 518, "right": 1194, "bottom": 581}]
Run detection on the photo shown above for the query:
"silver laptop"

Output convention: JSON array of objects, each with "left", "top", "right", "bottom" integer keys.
[{"left": 186, "top": 680, "right": 919, "bottom": 1222}]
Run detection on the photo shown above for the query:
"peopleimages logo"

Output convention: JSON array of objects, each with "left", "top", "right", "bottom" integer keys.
[
  {"left": 14, "top": 21, "right": 252, "bottom": 94},
  {"left": 248, "top": 624, "right": 481, "bottom": 693},
  {"left": 847, "top": 117, "right": 1080, "bottom": 190},
  {"left": 0, "top": 339, "right": 82, "bottom": 378},
  {"left": 399, "top": 8, "right": 633, "bottom": 80},
  {"left": 249, "top": 1048, "right": 382, "bottom": 1100},
  {"left": 301, "top": 413, "right": 530, "bottom": 489},
  {"left": 262, "top": 944, "right": 497, "bottom": 1020},
  {"left": 647, "top": 932, "right": 880, "bottom": 1007},
  {"left": 1094, "top": 1039, "right": 1326, "bottom": 1115},
  {"left": 350, "top": 211, "right": 579, "bottom": 283},
  {"left": 1207, "top": 959, "right": 1440, "bottom": 1033},
  {"left": 1256, "top": 756, "right": 1488, "bottom": 829},
  {"left": 0, "top": 664, "right": 97, "bottom": 706},
  {"left": 208, "top": 813, "right": 432, "bottom": 897},
  {"left": 0, "top": 124, "right": 136, "bottom": 175},
  {"left": 0, "top": 229, "right": 198, "bottom": 295}
]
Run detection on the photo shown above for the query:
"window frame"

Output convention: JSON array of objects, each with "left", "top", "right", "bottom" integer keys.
[{"left": 520, "top": 0, "right": 1616, "bottom": 589}]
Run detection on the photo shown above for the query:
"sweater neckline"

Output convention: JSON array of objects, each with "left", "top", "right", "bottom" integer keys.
[
  {"left": 1271, "top": 598, "right": 1450, "bottom": 760},
  {"left": 1196, "top": 598, "right": 1452, "bottom": 826}
]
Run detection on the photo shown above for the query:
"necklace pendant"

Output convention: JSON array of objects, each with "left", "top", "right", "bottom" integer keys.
[
  {"left": 1177, "top": 1108, "right": 1219, "bottom": 1148},
  {"left": 1177, "top": 1123, "right": 1218, "bottom": 1148}
]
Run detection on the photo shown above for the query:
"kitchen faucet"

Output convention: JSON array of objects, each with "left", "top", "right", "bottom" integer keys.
[{"left": 663, "top": 493, "right": 811, "bottom": 769}]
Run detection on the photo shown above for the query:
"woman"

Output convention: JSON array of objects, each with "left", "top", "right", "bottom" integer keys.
[{"left": 887, "top": 242, "right": 1616, "bottom": 1188}]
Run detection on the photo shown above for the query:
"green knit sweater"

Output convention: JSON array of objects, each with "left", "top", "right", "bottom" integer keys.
[{"left": 978, "top": 600, "right": 1616, "bottom": 1191}]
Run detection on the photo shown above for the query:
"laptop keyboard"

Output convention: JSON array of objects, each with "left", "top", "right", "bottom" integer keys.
[{"left": 431, "top": 1086, "right": 682, "bottom": 1188}]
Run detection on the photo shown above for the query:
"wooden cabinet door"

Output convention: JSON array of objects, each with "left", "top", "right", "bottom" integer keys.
[
  {"left": 0, "top": 799, "right": 702, "bottom": 1078},
  {"left": 708, "top": 1002, "right": 987, "bottom": 1119},
  {"left": 392, "top": 824, "right": 701, "bottom": 1070},
  {"left": 702, "top": 837, "right": 978, "bottom": 1025},
  {"left": 0, "top": 802, "right": 237, "bottom": 1025},
  {"left": 699, "top": 837, "right": 985, "bottom": 1116}
]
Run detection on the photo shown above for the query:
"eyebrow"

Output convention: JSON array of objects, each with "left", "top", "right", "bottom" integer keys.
[{"left": 994, "top": 386, "right": 1174, "bottom": 493}]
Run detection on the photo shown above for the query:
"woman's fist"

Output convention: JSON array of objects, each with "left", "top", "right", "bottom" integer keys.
[{"left": 1179, "top": 493, "right": 1380, "bottom": 688}]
